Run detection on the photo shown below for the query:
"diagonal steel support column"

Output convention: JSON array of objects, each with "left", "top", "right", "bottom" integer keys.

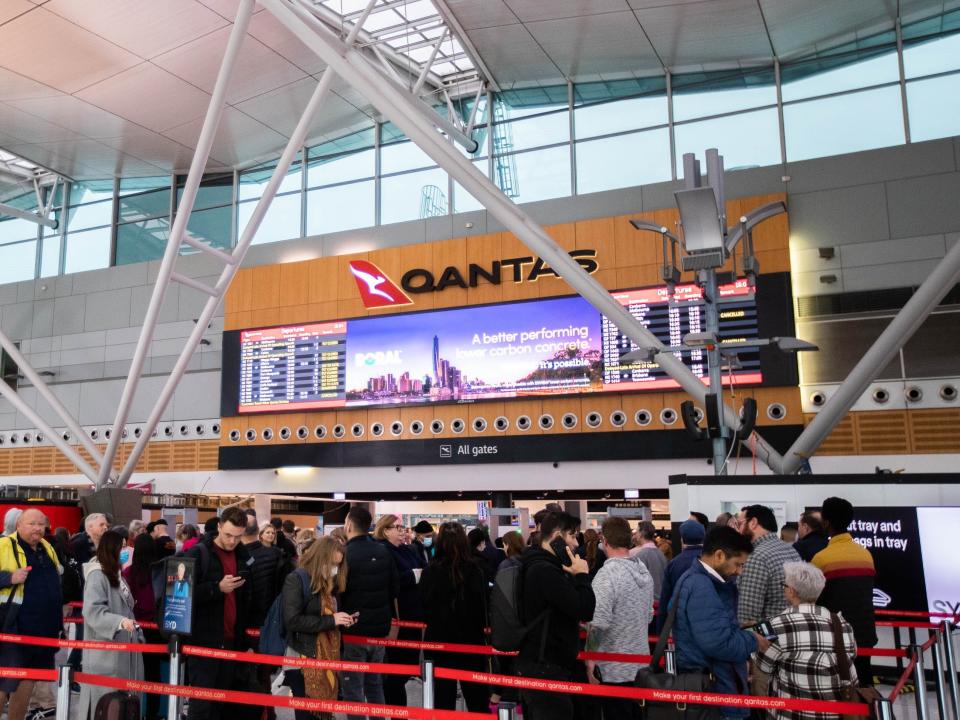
[
  {"left": 97, "top": 0, "right": 256, "bottom": 487},
  {"left": 0, "top": 329, "right": 104, "bottom": 467},
  {"left": 115, "top": 59, "right": 357, "bottom": 484},
  {"left": 781, "top": 238, "right": 960, "bottom": 474},
  {"left": 0, "top": 377, "right": 98, "bottom": 483},
  {"left": 261, "top": 0, "right": 787, "bottom": 474}
]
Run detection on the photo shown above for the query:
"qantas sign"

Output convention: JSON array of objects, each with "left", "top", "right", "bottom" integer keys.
[{"left": 349, "top": 250, "right": 599, "bottom": 309}]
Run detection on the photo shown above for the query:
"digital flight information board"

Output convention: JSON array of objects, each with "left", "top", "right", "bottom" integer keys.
[{"left": 222, "top": 274, "right": 791, "bottom": 416}]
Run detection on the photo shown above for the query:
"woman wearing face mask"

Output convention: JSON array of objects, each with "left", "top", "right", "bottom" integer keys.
[
  {"left": 411, "top": 520, "right": 435, "bottom": 565},
  {"left": 282, "top": 536, "right": 354, "bottom": 720}
]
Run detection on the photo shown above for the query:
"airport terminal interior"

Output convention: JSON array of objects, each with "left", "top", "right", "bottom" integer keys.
[{"left": 0, "top": 0, "right": 958, "bottom": 719}]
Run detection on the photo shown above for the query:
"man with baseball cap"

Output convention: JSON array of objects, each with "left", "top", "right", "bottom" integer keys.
[{"left": 655, "top": 518, "right": 706, "bottom": 632}]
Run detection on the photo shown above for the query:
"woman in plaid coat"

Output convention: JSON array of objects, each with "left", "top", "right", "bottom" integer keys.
[{"left": 754, "top": 562, "right": 858, "bottom": 720}]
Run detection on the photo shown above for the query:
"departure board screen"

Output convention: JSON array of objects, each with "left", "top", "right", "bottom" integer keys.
[{"left": 234, "top": 279, "right": 763, "bottom": 414}]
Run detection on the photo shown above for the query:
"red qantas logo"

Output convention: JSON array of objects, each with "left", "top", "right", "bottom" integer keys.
[{"left": 348, "top": 260, "right": 414, "bottom": 309}]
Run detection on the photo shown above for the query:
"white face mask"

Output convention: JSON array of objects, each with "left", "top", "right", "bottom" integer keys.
[{"left": 330, "top": 565, "right": 339, "bottom": 578}]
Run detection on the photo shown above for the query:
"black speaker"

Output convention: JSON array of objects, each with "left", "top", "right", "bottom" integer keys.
[
  {"left": 680, "top": 401, "right": 707, "bottom": 441},
  {"left": 704, "top": 393, "right": 722, "bottom": 438},
  {"left": 735, "top": 398, "right": 758, "bottom": 441}
]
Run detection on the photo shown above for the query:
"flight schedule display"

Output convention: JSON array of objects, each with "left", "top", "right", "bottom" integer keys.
[
  {"left": 239, "top": 321, "right": 347, "bottom": 411},
  {"left": 234, "top": 279, "right": 761, "bottom": 414}
]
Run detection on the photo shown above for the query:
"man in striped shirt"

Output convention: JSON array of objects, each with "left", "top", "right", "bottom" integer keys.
[{"left": 811, "top": 497, "right": 877, "bottom": 686}]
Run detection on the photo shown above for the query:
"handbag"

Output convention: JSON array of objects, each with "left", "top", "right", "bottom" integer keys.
[
  {"left": 634, "top": 577, "right": 720, "bottom": 720},
  {"left": 0, "top": 537, "right": 22, "bottom": 632},
  {"left": 830, "top": 613, "right": 882, "bottom": 720}
]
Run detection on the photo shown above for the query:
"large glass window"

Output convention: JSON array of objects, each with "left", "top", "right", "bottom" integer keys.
[
  {"left": 64, "top": 226, "right": 111, "bottom": 274},
  {"left": 906, "top": 73, "right": 960, "bottom": 141},
  {"left": 174, "top": 173, "right": 233, "bottom": 251},
  {"left": 672, "top": 69, "right": 777, "bottom": 122},
  {"left": 380, "top": 140, "right": 434, "bottom": 175},
  {"left": 575, "top": 93, "right": 668, "bottom": 140},
  {"left": 306, "top": 181, "right": 375, "bottom": 235},
  {"left": 453, "top": 159, "right": 489, "bottom": 214},
  {"left": 903, "top": 31, "right": 960, "bottom": 78},
  {"left": 115, "top": 218, "right": 169, "bottom": 266},
  {"left": 238, "top": 155, "right": 302, "bottom": 201},
  {"left": 239, "top": 192, "right": 302, "bottom": 246},
  {"left": 675, "top": 108, "right": 780, "bottom": 171},
  {"left": 784, "top": 85, "right": 905, "bottom": 162},
  {"left": 0, "top": 240, "right": 37, "bottom": 284},
  {"left": 496, "top": 146, "right": 570, "bottom": 204},
  {"left": 576, "top": 128, "right": 671, "bottom": 194},
  {"left": 306, "top": 127, "right": 376, "bottom": 189},
  {"left": 380, "top": 167, "right": 448, "bottom": 224},
  {"left": 781, "top": 49, "right": 899, "bottom": 102},
  {"left": 116, "top": 177, "right": 172, "bottom": 266}
]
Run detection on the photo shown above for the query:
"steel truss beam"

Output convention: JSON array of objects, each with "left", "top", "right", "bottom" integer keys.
[{"left": 260, "top": 0, "right": 788, "bottom": 474}]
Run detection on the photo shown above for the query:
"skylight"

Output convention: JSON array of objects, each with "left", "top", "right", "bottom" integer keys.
[{"left": 318, "top": 0, "right": 478, "bottom": 83}]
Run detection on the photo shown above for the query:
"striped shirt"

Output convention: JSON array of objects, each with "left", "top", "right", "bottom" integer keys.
[{"left": 754, "top": 603, "right": 858, "bottom": 720}]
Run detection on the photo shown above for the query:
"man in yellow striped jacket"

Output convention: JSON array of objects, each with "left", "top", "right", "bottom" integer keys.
[{"left": 0, "top": 509, "right": 62, "bottom": 720}]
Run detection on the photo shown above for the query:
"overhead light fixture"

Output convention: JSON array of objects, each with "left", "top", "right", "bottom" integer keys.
[{"left": 276, "top": 466, "right": 314, "bottom": 478}]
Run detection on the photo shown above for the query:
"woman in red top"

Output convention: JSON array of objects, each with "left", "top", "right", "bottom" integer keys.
[{"left": 122, "top": 534, "right": 162, "bottom": 720}]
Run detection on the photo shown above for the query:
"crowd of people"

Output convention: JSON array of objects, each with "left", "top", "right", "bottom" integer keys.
[{"left": 0, "top": 496, "right": 878, "bottom": 720}]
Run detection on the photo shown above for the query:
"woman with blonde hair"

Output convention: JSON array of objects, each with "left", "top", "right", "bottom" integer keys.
[{"left": 282, "top": 536, "right": 355, "bottom": 720}]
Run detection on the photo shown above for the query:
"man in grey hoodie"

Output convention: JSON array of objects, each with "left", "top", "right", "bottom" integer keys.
[{"left": 589, "top": 516, "right": 654, "bottom": 720}]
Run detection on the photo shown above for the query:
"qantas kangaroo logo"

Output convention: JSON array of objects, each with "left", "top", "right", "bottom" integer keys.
[{"left": 348, "top": 260, "right": 413, "bottom": 309}]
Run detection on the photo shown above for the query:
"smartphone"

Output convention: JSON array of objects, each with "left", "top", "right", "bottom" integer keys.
[
  {"left": 550, "top": 537, "right": 573, "bottom": 567},
  {"left": 749, "top": 620, "right": 777, "bottom": 641}
]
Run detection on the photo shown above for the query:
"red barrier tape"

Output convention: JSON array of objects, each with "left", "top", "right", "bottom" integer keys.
[
  {"left": 342, "top": 634, "right": 513, "bottom": 656},
  {"left": 921, "top": 635, "right": 938, "bottom": 652},
  {"left": 73, "top": 671, "right": 490, "bottom": 720},
  {"left": 875, "top": 609, "right": 957, "bottom": 619},
  {"left": 578, "top": 651, "right": 653, "bottom": 663},
  {"left": 858, "top": 648, "right": 909, "bottom": 658},
  {"left": 182, "top": 644, "right": 421, "bottom": 676},
  {"left": 434, "top": 667, "right": 871, "bottom": 715},
  {"left": 0, "top": 632, "right": 167, "bottom": 654},
  {"left": 393, "top": 620, "right": 427, "bottom": 629},
  {"left": 0, "top": 667, "right": 57, "bottom": 682},
  {"left": 62, "top": 616, "right": 159, "bottom": 630},
  {"left": 890, "top": 657, "right": 917, "bottom": 701},
  {"left": 876, "top": 620, "right": 940, "bottom": 629}
]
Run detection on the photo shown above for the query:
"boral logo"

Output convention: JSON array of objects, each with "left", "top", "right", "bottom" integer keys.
[
  {"left": 355, "top": 350, "right": 403, "bottom": 367},
  {"left": 348, "top": 260, "right": 413, "bottom": 309}
]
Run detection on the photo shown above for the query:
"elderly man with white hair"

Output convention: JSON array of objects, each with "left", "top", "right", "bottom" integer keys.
[{"left": 754, "top": 562, "right": 859, "bottom": 719}]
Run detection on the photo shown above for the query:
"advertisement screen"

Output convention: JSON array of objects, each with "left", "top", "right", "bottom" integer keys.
[
  {"left": 917, "top": 507, "right": 960, "bottom": 616},
  {"left": 232, "top": 278, "right": 762, "bottom": 413},
  {"left": 161, "top": 556, "right": 195, "bottom": 637}
]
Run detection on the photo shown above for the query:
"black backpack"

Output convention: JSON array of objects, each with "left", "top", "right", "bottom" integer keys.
[{"left": 489, "top": 561, "right": 548, "bottom": 653}]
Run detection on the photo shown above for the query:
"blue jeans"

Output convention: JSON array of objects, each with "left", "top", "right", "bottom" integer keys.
[{"left": 339, "top": 643, "right": 386, "bottom": 720}]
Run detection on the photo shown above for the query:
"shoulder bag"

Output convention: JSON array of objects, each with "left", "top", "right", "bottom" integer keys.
[
  {"left": 0, "top": 537, "right": 22, "bottom": 631},
  {"left": 634, "top": 576, "right": 720, "bottom": 720},
  {"left": 831, "top": 613, "right": 881, "bottom": 720}
]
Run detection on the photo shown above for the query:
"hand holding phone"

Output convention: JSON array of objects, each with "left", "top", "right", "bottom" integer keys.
[{"left": 549, "top": 536, "right": 573, "bottom": 567}]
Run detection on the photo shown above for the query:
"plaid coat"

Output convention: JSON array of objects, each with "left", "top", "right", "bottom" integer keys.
[{"left": 754, "top": 603, "right": 858, "bottom": 720}]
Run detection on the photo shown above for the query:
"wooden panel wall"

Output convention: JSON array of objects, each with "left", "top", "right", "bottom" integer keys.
[{"left": 0, "top": 440, "right": 220, "bottom": 477}]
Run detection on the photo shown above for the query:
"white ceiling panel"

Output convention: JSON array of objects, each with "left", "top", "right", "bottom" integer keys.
[
  {"left": 6, "top": 142, "right": 102, "bottom": 178},
  {"left": 163, "top": 107, "right": 288, "bottom": 167},
  {"left": 43, "top": 0, "right": 228, "bottom": 59},
  {"left": 525, "top": 12, "right": 661, "bottom": 78},
  {"left": 75, "top": 63, "right": 212, "bottom": 133},
  {"left": 443, "top": 0, "right": 518, "bottom": 30},
  {"left": 7, "top": 95, "right": 132, "bottom": 139},
  {"left": 0, "top": 67, "right": 61, "bottom": 101},
  {"left": 467, "top": 23, "right": 562, "bottom": 85},
  {"left": 503, "top": 0, "right": 631, "bottom": 23},
  {"left": 0, "top": 7, "right": 142, "bottom": 94},
  {"left": 97, "top": 126, "right": 205, "bottom": 174},
  {"left": 195, "top": 0, "right": 267, "bottom": 21},
  {"left": 0, "top": 101, "right": 84, "bottom": 143},
  {"left": 0, "top": 0, "right": 34, "bottom": 25},
  {"left": 10, "top": 138, "right": 167, "bottom": 177},
  {"left": 633, "top": 0, "right": 771, "bottom": 69},
  {"left": 234, "top": 76, "right": 368, "bottom": 140},
  {"left": 153, "top": 26, "right": 307, "bottom": 105},
  {"left": 247, "top": 9, "right": 328, "bottom": 75}
]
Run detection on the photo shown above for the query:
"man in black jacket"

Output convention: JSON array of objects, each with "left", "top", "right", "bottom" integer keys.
[
  {"left": 185, "top": 507, "right": 253, "bottom": 720},
  {"left": 793, "top": 511, "right": 829, "bottom": 562},
  {"left": 338, "top": 506, "right": 398, "bottom": 720},
  {"left": 518, "top": 511, "right": 595, "bottom": 720}
]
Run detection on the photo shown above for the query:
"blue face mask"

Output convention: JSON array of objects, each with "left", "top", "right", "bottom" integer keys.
[
  {"left": 423, "top": 537, "right": 433, "bottom": 548},
  {"left": 119, "top": 549, "right": 130, "bottom": 565}
]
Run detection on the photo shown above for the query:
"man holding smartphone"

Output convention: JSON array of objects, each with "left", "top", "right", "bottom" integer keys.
[
  {"left": 185, "top": 507, "right": 253, "bottom": 720},
  {"left": 517, "top": 511, "right": 596, "bottom": 720}
]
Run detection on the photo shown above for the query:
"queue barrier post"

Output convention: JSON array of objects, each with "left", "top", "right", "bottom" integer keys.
[
  {"left": 497, "top": 701, "right": 517, "bottom": 720},
  {"left": 422, "top": 659, "right": 435, "bottom": 710},
  {"left": 54, "top": 664, "right": 73, "bottom": 720},
  {"left": 168, "top": 634, "right": 182, "bottom": 720},
  {"left": 913, "top": 644, "right": 931, "bottom": 720},
  {"left": 931, "top": 628, "right": 950, "bottom": 720},
  {"left": 664, "top": 648, "right": 676, "bottom": 675},
  {"left": 943, "top": 620, "right": 960, "bottom": 720},
  {"left": 875, "top": 697, "right": 895, "bottom": 720}
]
